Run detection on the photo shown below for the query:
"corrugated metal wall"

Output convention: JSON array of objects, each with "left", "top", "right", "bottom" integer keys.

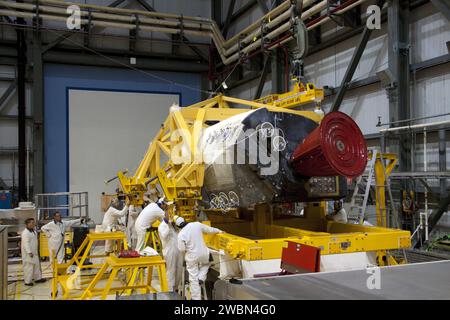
[
  {"left": 0, "top": 66, "right": 33, "bottom": 193},
  {"left": 229, "top": 2, "right": 450, "bottom": 135}
]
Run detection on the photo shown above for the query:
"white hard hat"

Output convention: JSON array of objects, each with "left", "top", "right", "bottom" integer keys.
[
  {"left": 157, "top": 196, "right": 174, "bottom": 206},
  {"left": 173, "top": 215, "right": 185, "bottom": 227}
]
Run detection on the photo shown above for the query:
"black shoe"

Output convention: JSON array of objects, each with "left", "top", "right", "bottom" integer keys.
[
  {"left": 24, "top": 283, "right": 34, "bottom": 286},
  {"left": 35, "top": 278, "right": 46, "bottom": 283}
]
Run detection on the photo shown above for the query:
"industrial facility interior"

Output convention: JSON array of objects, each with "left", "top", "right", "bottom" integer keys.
[{"left": 0, "top": 0, "right": 450, "bottom": 301}]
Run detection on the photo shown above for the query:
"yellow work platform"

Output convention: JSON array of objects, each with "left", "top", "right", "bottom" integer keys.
[
  {"left": 70, "top": 231, "right": 128, "bottom": 269},
  {"left": 52, "top": 231, "right": 128, "bottom": 299},
  {"left": 80, "top": 255, "right": 168, "bottom": 300},
  {"left": 54, "top": 255, "right": 168, "bottom": 300}
]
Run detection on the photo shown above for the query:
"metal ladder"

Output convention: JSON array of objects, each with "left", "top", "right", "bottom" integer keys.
[{"left": 349, "top": 149, "right": 378, "bottom": 224}]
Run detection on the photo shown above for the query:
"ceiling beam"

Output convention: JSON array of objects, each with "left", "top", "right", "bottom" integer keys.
[
  {"left": 222, "top": 0, "right": 236, "bottom": 38},
  {"left": 136, "top": 0, "right": 208, "bottom": 63},
  {"left": 220, "top": 0, "right": 258, "bottom": 29},
  {"left": 430, "top": 0, "right": 450, "bottom": 22},
  {"left": 257, "top": 0, "right": 269, "bottom": 14},
  {"left": 254, "top": 55, "right": 270, "bottom": 99},
  {"left": 41, "top": 0, "right": 128, "bottom": 54}
]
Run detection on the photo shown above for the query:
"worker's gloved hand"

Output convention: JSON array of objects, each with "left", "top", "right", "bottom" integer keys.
[{"left": 80, "top": 218, "right": 85, "bottom": 224}]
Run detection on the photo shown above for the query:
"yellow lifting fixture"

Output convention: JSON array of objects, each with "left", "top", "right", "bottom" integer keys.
[
  {"left": 254, "top": 82, "right": 324, "bottom": 109},
  {"left": 116, "top": 94, "right": 323, "bottom": 220},
  {"left": 115, "top": 93, "right": 410, "bottom": 265}
]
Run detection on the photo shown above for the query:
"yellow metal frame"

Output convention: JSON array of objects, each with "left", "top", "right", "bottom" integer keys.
[
  {"left": 372, "top": 152, "right": 397, "bottom": 227},
  {"left": 80, "top": 255, "right": 168, "bottom": 300},
  {"left": 204, "top": 218, "right": 411, "bottom": 261},
  {"left": 51, "top": 232, "right": 169, "bottom": 300},
  {"left": 116, "top": 94, "right": 411, "bottom": 264},
  {"left": 144, "top": 228, "right": 161, "bottom": 253},
  {"left": 118, "top": 94, "right": 323, "bottom": 220},
  {"left": 254, "top": 82, "right": 324, "bottom": 109},
  {"left": 52, "top": 231, "right": 127, "bottom": 299}
]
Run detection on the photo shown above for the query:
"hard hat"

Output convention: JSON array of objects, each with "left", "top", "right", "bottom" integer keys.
[{"left": 173, "top": 215, "right": 185, "bottom": 227}]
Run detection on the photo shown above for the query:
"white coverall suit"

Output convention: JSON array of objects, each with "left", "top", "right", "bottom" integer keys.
[
  {"left": 135, "top": 202, "right": 165, "bottom": 252},
  {"left": 177, "top": 222, "right": 222, "bottom": 300},
  {"left": 41, "top": 218, "right": 81, "bottom": 264},
  {"left": 158, "top": 220, "right": 183, "bottom": 292},
  {"left": 21, "top": 228, "right": 42, "bottom": 284},
  {"left": 332, "top": 208, "right": 348, "bottom": 223},
  {"left": 102, "top": 204, "right": 129, "bottom": 252},
  {"left": 124, "top": 205, "right": 140, "bottom": 249}
]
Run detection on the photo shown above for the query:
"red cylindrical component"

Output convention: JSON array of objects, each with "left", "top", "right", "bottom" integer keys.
[{"left": 290, "top": 111, "right": 368, "bottom": 178}]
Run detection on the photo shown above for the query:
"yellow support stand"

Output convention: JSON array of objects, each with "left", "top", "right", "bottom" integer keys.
[
  {"left": 144, "top": 228, "right": 161, "bottom": 254},
  {"left": 69, "top": 232, "right": 128, "bottom": 269},
  {"left": 371, "top": 152, "right": 397, "bottom": 228},
  {"left": 52, "top": 231, "right": 128, "bottom": 299},
  {"left": 80, "top": 255, "right": 168, "bottom": 300}
]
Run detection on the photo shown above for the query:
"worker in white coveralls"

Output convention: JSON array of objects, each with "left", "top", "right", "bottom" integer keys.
[
  {"left": 41, "top": 211, "right": 84, "bottom": 265},
  {"left": 135, "top": 197, "right": 170, "bottom": 252},
  {"left": 102, "top": 197, "right": 129, "bottom": 254},
  {"left": 123, "top": 204, "right": 141, "bottom": 249},
  {"left": 174, "top": 215, "right": 223, "bottom": 300},
  {"left": 327, "top": 200, "right": 348, "bottom": 223},
  {"left": 158, "top": 217, "right": 183, "bottom": 292},
  {"left": 21, "top": 218, "right": 46, "bottom": 286}
]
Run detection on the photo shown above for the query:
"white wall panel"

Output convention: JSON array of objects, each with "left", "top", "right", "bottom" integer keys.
[
  {"left": 412, "top": 63, "right": 450, "bottom": 124},
  {"left": 229, "top": 76, "right": 272, "bottom": 101},
  {"left": 316, "top": 83, "right": 389, "bottom": 136},
  {"left": 68, "top": 89, "right": 178, "bottom": 222},
  {"left": 304, "top": 27, "right": 388, "bottom": 89},
  {"left": 410, "top": 3, "right": 450, "bottom": 64}
]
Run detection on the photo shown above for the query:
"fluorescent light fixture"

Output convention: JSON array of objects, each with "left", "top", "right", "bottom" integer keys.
[{"left": 222, "top": 81, "right": 228, "bottom": 89}]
